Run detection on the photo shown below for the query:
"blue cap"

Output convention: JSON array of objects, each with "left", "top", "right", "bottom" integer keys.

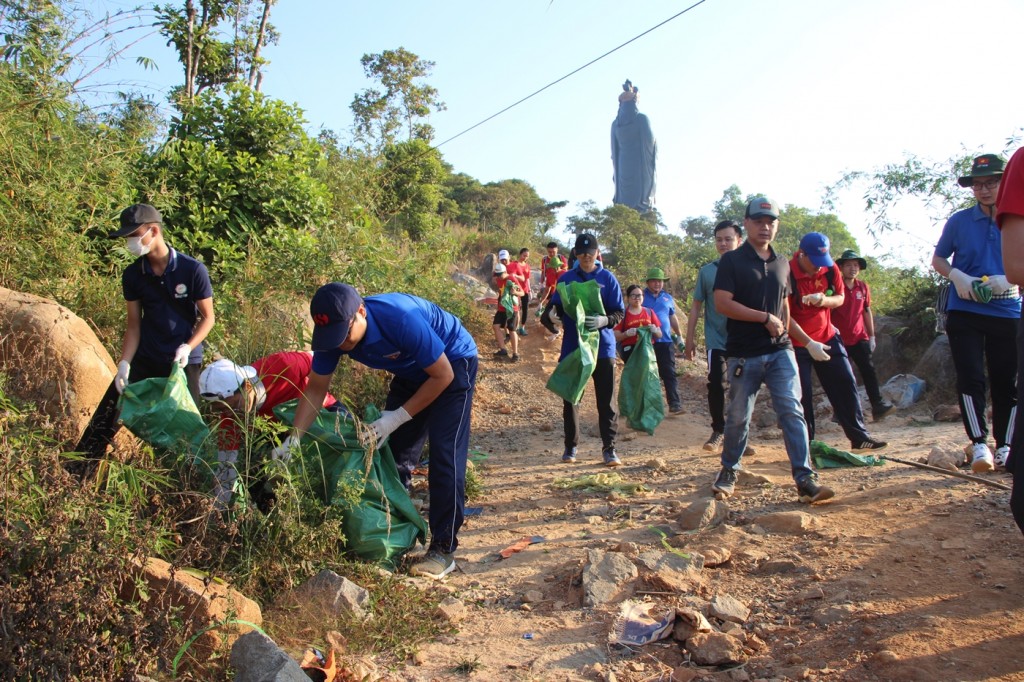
[
  {"left": 309, "top": 283, "right": 363, "bottom": 351},
  {"left": 799, "top": 232, "right": 833, "bottom": 268}
]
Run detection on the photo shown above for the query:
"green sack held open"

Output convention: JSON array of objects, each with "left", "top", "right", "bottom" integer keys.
[
  {"left": 618, "top": 327, "right": 664, "bottom": 435},
  {"left": 546, "top": 280, "right": 605, "bottom": 404}
]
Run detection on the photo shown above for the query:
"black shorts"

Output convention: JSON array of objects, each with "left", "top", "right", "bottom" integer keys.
[{"left": 493, "top": 309, "right": 520, "bottom": 330}]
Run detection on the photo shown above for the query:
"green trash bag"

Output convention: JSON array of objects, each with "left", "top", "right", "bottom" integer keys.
[
  {"left": 273, "top": 400, "right": 427, "bottom": 566},
  {"left": 546, "top": 280, "right": 605, "bottom": 404},
  {"left": 810, "top": 440, "right": 886, "bottom": 468},
  {"left": 117, "top": 364, "right": 213, "bottom": 470},
  {"left": 618, "top": 328, "right": 665, "bottom": 435}
]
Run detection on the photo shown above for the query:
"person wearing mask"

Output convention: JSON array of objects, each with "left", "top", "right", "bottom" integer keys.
[{"left": 75, "top": 204, "right": 214, "bottom": 469}]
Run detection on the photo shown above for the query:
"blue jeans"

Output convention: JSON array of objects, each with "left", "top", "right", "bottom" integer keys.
[{"left": 722, "top": 349, "right": 815, "bottom": 484}]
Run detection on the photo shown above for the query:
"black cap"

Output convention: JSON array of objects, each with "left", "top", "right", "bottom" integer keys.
[
  {"left": 574, "top": 233, "right": 598, "bottom": 255},
  {"left": 309, "top": 283, "right": 363, "bottom": 351},
  {"left": 111, "top": 204, "right": 162, "bottom": 238},
  {"left": 957, "top": 154, "right": 1006, "bottom": 187}
]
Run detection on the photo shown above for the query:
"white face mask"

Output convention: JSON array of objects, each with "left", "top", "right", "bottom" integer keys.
[{"left": 126, "top": 227, "right": 153, "bottom": 257}]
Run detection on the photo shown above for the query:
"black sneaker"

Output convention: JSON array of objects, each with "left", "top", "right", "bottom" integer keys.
[
  {"left": 703, "top": 431, "right": 723, "bottom": 451},
  {"left": 852, "top": 438, "right": 887, "bottom": 451},
  {"left": 562, "top": 446, "right": 577, "bottom": 463},
  {"left": 669, "top": 404, "right": 684, "bottom": 415},
  {"left": 494, "top": 348, "right": 509, "bottom": 357},
  {"left": 796, "top": 476, "right": 835, "bottom": 504},
  {"left": 711, "top": 467, "right": 737, "bottom": 496},
  {"left": 603, "top": 448, "right": 622, "bottom": 467},
  {"left": 511, "top": 353, "right": 520, "bottom": 362},
  {"left": 872, "top": 401, "right": 896, "bottom": 421}
]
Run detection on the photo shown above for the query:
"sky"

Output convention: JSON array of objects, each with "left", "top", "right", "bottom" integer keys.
[{"left": 78, "top": 0, "right": 1024, "bottom": 269}]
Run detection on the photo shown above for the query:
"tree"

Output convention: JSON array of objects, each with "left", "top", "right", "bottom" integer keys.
[
  {"left": 141, "top": 81, "right": 329, "bottom": 270},
  {"left": 567, "top": 202, "right": 682, "bottom": 287},
  {"left": 155, "top": 0, "right": 278, "bottom": 105},
  {"left": 822, "top": 133, "right": 1021, "bottom": 239},
  {"left": 374, "top": 138, "right": 448, "bottom": 240},
  {"left": 350, "top": 47, "right": 445, "bottom": 151}
]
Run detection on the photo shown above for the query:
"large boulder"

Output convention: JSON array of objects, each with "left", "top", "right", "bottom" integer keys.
[
  {"left": 126, "top": 557, "right": 262, "bottom": 667},
  {"left": 0, "top": 286, "right": 117, "bottom": 444},
  {"left": 912, "top": 335, "right": 956, "bottom": 404}
]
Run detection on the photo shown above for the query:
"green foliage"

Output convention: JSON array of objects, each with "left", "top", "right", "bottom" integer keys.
[
  {"left": 567, "top": 202, "right": 684, "bottom": 289},
  {"left": 445, "top": 175, "right": 566, "bottom": 251},
  {"left": 822, "top": 132, "right": 1021, "bottom": 237},
  {"left": 141, "top": 82, "right": 331, "bottom": 272},
  {"left": 350, "top": 46, "right": 445, "bottom": 150},
  {"left": 374, "top": 138, "right": 448, "bottom": 239}
]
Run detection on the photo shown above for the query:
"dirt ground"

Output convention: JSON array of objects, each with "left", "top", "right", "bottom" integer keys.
[{"left": 391, "top": 323, "right": 1024, "bottom": 682}]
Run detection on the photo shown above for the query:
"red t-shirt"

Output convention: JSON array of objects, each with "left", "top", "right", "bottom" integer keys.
[
  {"left": 217, "top": 351, "right": 338, "bottom": 451},
  {"left": 997, "top": 148, "right": 1024, "bottom": 228},
  {"left": 788, "top": 258, "right": 845, "bottom": 346},
  {"left": 831, "top": 278, "right": 871, "bottom": 344},
  {"left": 614, "top": 307, "right": 661, "bottom": 352},
  {"left": 506, "top": 261, "right": 530, "bottom": 296},
  {"left": 541, "top": 254, "right": 569, "bottom": 287}
]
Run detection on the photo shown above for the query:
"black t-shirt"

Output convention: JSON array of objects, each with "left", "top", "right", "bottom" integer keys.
[{"left": 713, "top": 241, "right": 792, "bottom": 357}]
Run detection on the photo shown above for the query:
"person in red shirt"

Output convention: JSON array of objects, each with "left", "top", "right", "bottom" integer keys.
[
  {"left": 613, "top": 284, "right": 663, "bottom": 362},
  {"left": 831, "top": 250, "right": 895, "bottom": 421},
  {"left": 787, "top": 232, "right": 886, "bottom": 450},
  {"left": 491, "top": 262, "right": 523, "bottom": 361},
  {"left": 199, "top": 351, "right": 341, "bottom": 505},
  {"left": 538, "top": 242, "right": 569, "bottom": 339},
  {"left": 995, "top": 145, "right": 1024, "bottom": 535},
  {"left": 510, "top": 247, "right": 533, "bottom": 336}
]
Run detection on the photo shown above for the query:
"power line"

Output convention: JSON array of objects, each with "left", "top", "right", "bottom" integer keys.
[{"left": 433, "top": 0, "right": 709, "bottom": 150}]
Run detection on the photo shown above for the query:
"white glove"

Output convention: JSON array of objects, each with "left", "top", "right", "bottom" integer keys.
[
  {"left": 271, "top": 434, "right": 301, "bottom": 463},
  {"left": 547, "top": 307, "right": 561, "bottom": 324},
  {"left": 584, "top": 314, "right": 609, "bottom": 331},
  {"left": 948, "top": 268, "right": 979, "bottom": 301},
  {"left": 625, "top": 327, "right": 638, "bottom": 338},
  {"left": 806, "top": 341, "right": 832, "bottom": 362},
  {"left": 212, "top": 449, "right": 239, "bottom": 510},
  {"left": 115, "top": 360, "right": 131, "bottom": 394},
  {"left": 801, "top": 292, "right": 825, "bottom": 306},
  {"left": 869, "top": 336, "right": 876, "bottom": 353},
  {"left": 173, "top": 343, "right": 191, "bottom": 368},
  {"left": 985, "top": 274, "right": 1012, "bottom": 295},
  {"left": 367, "top": 407, "right": 412, "bottom": 443}
]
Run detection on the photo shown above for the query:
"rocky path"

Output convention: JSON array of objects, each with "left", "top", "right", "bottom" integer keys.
[{"left": 395, "top": 323, "right": 1024, "bottom": 682}]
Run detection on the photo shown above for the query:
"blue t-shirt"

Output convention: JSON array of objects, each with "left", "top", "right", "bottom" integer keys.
[
  {"left": 693, "top": 259, "right": 728, "bottom": 352},
  {"left": 935, "top": 204, "right": 1022, "bottom": 319},
  {"left": 642, "top": 288, "right": 676, "bottom": 345},
  {"left": 311, "top": 293, "right": 478, "bottom": 382},
  {"left": 122, "top": 248, "right": 213, "bottom": 364},
  {"left": 551, "top": 262, "right": 624, "bottom": 360}
]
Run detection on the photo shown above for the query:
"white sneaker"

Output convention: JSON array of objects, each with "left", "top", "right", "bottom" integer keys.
[
  {"left": 994, "top": 446, "right": 1010, "bottom": 470},
  {"left": 970, "top": 443, "right": 994, "bottom": 473}
]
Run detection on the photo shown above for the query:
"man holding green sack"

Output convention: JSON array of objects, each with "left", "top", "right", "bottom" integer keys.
[
  {"left": 276, "top": 283, "right": 477, "bottom": 580},
  {"left": 75, "top": 204, "right": 215, "bottom": 468},
  {"left": 547, "top": 233, "right": 625, "bottom": 467}
]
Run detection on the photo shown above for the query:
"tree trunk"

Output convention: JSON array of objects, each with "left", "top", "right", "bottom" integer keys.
[{"left": 248, "top": 0, "right": 273, "bottom": 90}]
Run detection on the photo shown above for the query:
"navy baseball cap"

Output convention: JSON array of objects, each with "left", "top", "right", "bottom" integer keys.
[
  {"left": 110, "top": 203, "right": 162, "bottom": 237},
  {"left": 745, "top": 196, "right": 780, "bottom": 220},
  {"left": 799, "top": 232, "right": 833, "bottom": 268},
  {"left": 574, "top": 233, "right": 598, "bottom": 255},
  {"left": 310, "top": 283, "right": 363, "bottom": 351}
]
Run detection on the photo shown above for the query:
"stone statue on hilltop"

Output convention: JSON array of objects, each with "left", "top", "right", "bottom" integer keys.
[{"left": 611, "top": 79, "right": 657, "bottom": 213}]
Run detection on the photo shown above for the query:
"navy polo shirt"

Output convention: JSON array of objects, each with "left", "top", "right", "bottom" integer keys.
[
  {"left": 642, "top": 288, "right": 676, "bottom": 344},
  {"left": 713, "top": 241, "right": 792, "bottom": 358},
  {"left": 122, "top": 248, "right": 213, "bottom": 364},
  {"left": 311, "top": 293, "right": 478, "bottom": 382},
  {"left": 551, "top": 261, "right": 625, "bottom": 360}
]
